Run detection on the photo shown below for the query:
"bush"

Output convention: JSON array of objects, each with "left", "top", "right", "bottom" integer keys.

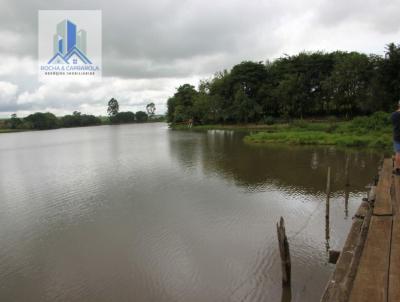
[
  {"left": 264, "top": 116, "right": 275, "bottom": 125},
  {"left": 61, "top": 112, "right": 102, "bottom": 127},
  {"left": 349, "top": 111, "right": 390, "bottom": 132},
  {"left": 291, "top": 119, "right": 308, "bottom": 128},
  {"left": 135, "top": 111, "right": 148, "bottom": 122},
  {"left": 110, "top": 111, "right": 136, "bottom": 124},
  {"left": 24, "top": 112, "right": 59, "bottom": 130}
]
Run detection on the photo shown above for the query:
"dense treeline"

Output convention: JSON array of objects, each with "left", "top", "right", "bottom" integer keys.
[
  {"left": 0, "top": 98, "right": 159, "bottom": 131},
  {"left": 167, "top": 43, "right": 400, "bottom": 124},
  {"left": 107, "top": 98, "right": 149, "bottom": 124},
  {"left": 4, "top": 111, "right": 102, "bottom": 130}
]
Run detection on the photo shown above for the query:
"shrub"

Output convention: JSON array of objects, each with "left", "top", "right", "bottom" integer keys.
[
  {"left": 264, "top": 116, "right": 275, "bottom": 125},
  {"left": 24, "top": 112, "right": 59, "bottom": 130},
  {"left": 135, "top": 111, "right": 148, "bottom": 122},
  {"left": 291, "top": 119, "right": 308, "bottom": 128},
  {"left": 110, "top": 111, "right": 136, "bottom": 124},
  {"left": 349, "top": 111, "right": 390, "bottom": 132}
]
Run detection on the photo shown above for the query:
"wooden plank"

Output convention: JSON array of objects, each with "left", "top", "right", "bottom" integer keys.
[
  {"left": 394, "top": 176, "right": 400, "bottom": 215},
  {"left": 354, "top": 200, "right": 370, "bottom": 219},
  {"left": 321, "top": 218, "right": 364, "bottom": 302},
  {"left": 321, "top": 193, "right": 373, "bottom": 302},
  {"left": 374, "top": 159, "right": 393, "bottom": 216},
  {"left": 349, "top": 216, "right": 392, "bottom": 302},
  {"left": 389, "top": 217, "right": 400, "bottom": 302},
  {"left": 389, "top": 177, "right": 400, "bottom": 302}
]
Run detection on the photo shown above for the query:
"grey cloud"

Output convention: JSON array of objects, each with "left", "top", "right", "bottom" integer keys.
[
  {"left": 314, "top": 0, "right": 400, "bottom": 33},
  {"left": 0, "top": 0, "right": 300, "bottom": 78},
  {"left": 1, "top": 0, "right": 400, "bottom": 115}
]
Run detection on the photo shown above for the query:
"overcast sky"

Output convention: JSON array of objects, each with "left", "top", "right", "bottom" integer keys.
[{"left": 0, "top": 0, "right": 400, "bottom": 117}]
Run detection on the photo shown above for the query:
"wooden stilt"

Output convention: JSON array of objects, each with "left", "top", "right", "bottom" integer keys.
[
  {"left": 325, "top": 167, "right": 331, "bottom": 251},
  {"left": 345, "top": 155, "right": 350, "bottom": 187},
  {"left": 326, "top": 167, "right": 331, "bottom": 219},
  {"left": 277, "top": 217, "right": 291, "bottom": 287}
]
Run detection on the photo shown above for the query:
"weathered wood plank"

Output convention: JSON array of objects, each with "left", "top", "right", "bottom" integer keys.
[
  {"left": 373, "top": 159, "right": 393, "bottom": 216},
  {"left": 394, "top": 176, "right": 400, "bottom": 214},
  {"left": 354, "top": 200, "right": 370, "bottom": 219},
  {"left": 349, "top": 216, "right": 392, "bottom": 302},
  {"left": 389, "top": 217, "right": 400, "bottom": 302},
  {"left": 321, "top": 195, "right": 373, "bottom": 302},
  {"left": 321, "top": 218, "right": 363, "bottom": 302},
  {"left": 389, "top": 177, "right": 400, "bottom": 302}
]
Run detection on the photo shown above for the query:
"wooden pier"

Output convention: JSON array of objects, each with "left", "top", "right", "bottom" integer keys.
[{"left": 321, "top": 158, "right": 400, "bottom": 302}]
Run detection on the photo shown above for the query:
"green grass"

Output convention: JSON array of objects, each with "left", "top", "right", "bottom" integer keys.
[
  {"left": 244, "top": 119, "right": 392, "bottom": 150},
  {"left": 169, "top": 123, "right": 287, "bottom": 132},
  {"left": 245, "top": 130, "right": 391, "bottom": 148},
  {"left": 0, "top": 128, "right": 28, "bottom": 133},
  {"left": 172, "top": 112, "right": 393, "bottom": 151}
]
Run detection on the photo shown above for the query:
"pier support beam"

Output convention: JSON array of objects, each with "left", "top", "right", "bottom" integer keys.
[{"left": 277, "top": 217, "right": 291, "bottom": 287}]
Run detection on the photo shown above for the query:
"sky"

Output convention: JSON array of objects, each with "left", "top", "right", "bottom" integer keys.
[{"left": 0, "top": 0, "right": 400, "bottom": 117}]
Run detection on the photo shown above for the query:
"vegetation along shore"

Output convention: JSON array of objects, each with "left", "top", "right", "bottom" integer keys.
[
  {"left": 167, "top": 43, "right": 400, "bottom": 150},
  {"left": 0, "top": 99, "right": 165, "bottom": 133}
]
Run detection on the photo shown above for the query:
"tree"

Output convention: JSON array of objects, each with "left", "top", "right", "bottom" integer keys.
[
  {"left": 61, "top": 111, "right": 101, "bottom": 127},
  {"left": 135, "top": 111, "right": 148, "bottom": 122},
  {"left": 9, "top": 113, "right": 22, "bottom": 129},
  {"left": 146, "top": 103, "right": 156, "bottom": 118},
  {"left": 165, "top": 44, "right": 400, "bottom": 123},
  {"left": 166, "top": 84, "right": 198, "bottom": 123},
  {"left": 107, "top": 98, "right": 119, "bottom": 116},
  {"left": 24, "top": 112, "right": 59, "bottom": 130},
  {"left": 322, "top": 52, "right": 372, "bottom": 117},
  {"left": 110, "top": 111, "right": 136, "bottom": 124}
]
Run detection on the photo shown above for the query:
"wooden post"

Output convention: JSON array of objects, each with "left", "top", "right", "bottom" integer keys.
[
  {"left": 325, "top": 167, "right": 331, "bottom": 251},
  {"left": 277, "top": 217, "right": 291, "bottom": 287},
  {"left": 329, "top": 250, "right": 341, "bottom": 264},
  {"left": 281, "top": 285, "right": 292, "bottom": 302},
  {"left": 344, "top": 186, "right": 349, "bottom": 218},
  {"left": 326, "top": 166, "right": 331, "bottom": 217},
  {"left": 345, "top": 155, "right": 350, "bottom": 187}
]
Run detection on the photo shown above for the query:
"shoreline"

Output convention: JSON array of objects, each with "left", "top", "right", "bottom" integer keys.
[
  {"left": 170, "top": 119, "right": 392, "bottom": 151},
  {"left": 0, "top": 121, "right": 167, "bottom": 134}
]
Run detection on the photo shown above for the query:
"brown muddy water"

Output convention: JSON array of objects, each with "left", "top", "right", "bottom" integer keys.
[{"left": 0, "top": 123, "right": 382, "bottom": 301}]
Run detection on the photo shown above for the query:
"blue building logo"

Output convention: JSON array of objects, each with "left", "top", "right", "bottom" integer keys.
[
  {"left": 38, "top": 10, "right": 102, "bottom": 81},
  {"left": 48, "top": 19, "right": 92, "bottom": 65}
]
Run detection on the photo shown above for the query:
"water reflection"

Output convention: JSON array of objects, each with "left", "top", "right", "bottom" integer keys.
[
  {"left": 0, "top": 125, "right": 383, "bottom": 302},
  {"left": 168, "top": 129, "right": 381, "bottom": 194},
  {"left": 281, "top": 286, "right": 292, "bottom": 302}
]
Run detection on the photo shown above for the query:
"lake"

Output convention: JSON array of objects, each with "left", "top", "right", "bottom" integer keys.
[{"left": 0, "top": 123, "right": 382, "bottom": 301}]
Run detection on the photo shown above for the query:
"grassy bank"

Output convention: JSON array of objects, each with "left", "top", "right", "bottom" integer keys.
[
  {"left": 244, "top": 114, "right": 392, "bottom": 150},
  {"left": 171, "top": 112, "right": 393, "bottom": 151},
  {"left": 0, "top": 128, "right": 29, "bottom": 133},
  {"left": 170, "top": 123, "right": 285, "bottom": 131}
]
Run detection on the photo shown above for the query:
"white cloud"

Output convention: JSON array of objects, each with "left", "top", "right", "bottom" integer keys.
[
  {"left": 6, "top": 75, "right": 199, "bottom": 117},
  {"left": 0, "top": 54, "right": 36, "bottom": 77},
  {"left": 0, "top": 81, "right": 17, "bottom": 99},
  {"left": 0, "top": 0, "right": 399, "bottom": 115}
]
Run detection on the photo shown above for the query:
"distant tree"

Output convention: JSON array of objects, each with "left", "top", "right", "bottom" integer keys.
[
  {"left": 110, "top": 111, "right": 136, "bottom": 124},
  {"left": 166, "top": 84, "right": 198, "bottom": 123},
  {"left": 135, "top": 111, "right": 148, "bottom": 122},
  {"left": 24, "top": 112, "right": 59, "bottom": 130},
  {"left": 107, "top": 98, "right": 119, "bottom": 116},
  {"left": 79, "top": 114, "right": 101, "bottom": 126},
  {"left": 146, "top": 102, "right": 156, "bottom": 118},
  {"left": 9, "top": 113, "right": 22, "bottom": 129},
  {"left": 322, "top": 52, "right": 372, "bottom": 117},
  {"left": 232, "top": 85, "right": 262, "bottom": 123}
]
